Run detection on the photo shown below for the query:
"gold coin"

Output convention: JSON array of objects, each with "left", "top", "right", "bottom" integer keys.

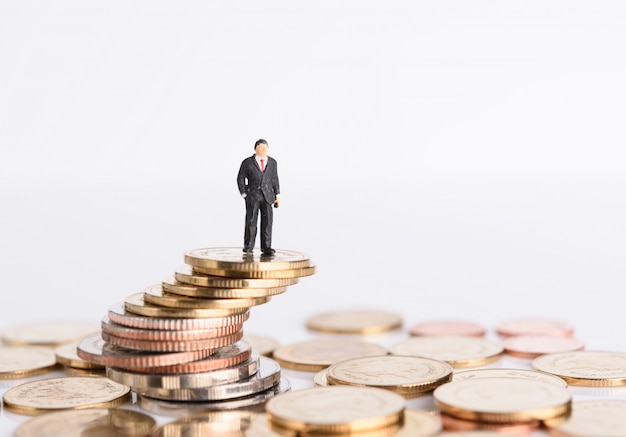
[
  {"left": 433, "top": 377, "right": 571, "bottom": 423},
  {"left": 272, "top": 338, "right": 388, "bottom": 372},
  {"left": 0, "top": 346, "right": 58, "bottom": 379},
  {"left": 453, "top": 368, "right": 567, "bottom": 387},
  {"left": 54, "top": 343, "right": 105, "bottom": 370},
  {"left": 409, "top": 320, "right": 486, "bottom": 337},
  {"left": 175, "top": 265, "right": 299, "bottom": 288},
  {"left": 143, "top": 284, "right": 271, "bottom": 309},
  {"left": 503, "top": 335, "right": 585, "bottom": 358},
  {"left": 439, "top": 413, "right": 541, "bottom": 433},
  {"left": 390, "top": 336, "right": 503, "bottom": 368},
  {"left": 124, "top": 292, "right": 249, "bottom": 319},
  {"left": 14, "top": 407, "right": 156, "bottom": 437},
  {"left": 243, "top": 333, "right": 280, "bottom": 357},
  {"left": 532, "top": 351, "right": 626, "bottom": 387},
  {"left": 3, "top": 376, "right": 131, "bottom": 415},
  {"left": 395, "top": 409, "right": 442, "bottom": 436},
  {"left": 306, "top": 310, "right": 403, "bottom": 334},
  {"left": 1, "top": 321, "right": 100, "bottom": 346},
  {"left": 162, "top": 276, "right": 287, "bottom": 298},
  {"left": 326, "top": 355, "right": 452, "bottom": 398},
  {"left": 192, "top": 264, "right": 316, "bottom": 279},
  {"left": 184, "top": 247, "right": 311, "bottom": 271},
  {"left": 151, "top": 410, "right": 255, "bottom": 437},
  {"left": 313, "top": 368, "right": 330, "bottom": 386},
  {"left": 265, "top": 385, "right": 405, "bottom": 434},
  {"left": 546, "top": 399, "right": 626, "bottom": 436}
]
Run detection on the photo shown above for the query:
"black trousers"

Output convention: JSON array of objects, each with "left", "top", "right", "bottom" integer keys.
[{"left": 243, "top": 190, "right": 273, "bottom": 251}]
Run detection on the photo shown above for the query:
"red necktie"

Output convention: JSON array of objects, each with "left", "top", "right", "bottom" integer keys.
[{"left": 260, "top": 159, "right": 265, "bottom": 171}]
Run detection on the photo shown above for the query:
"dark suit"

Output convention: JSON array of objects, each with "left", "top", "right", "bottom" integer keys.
[{"left": 237, "top": 155, "right": 280, "bottom": 251}]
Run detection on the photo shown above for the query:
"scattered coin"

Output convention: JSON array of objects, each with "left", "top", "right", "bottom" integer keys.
[
  {"left": 394, "top": 409, "right": 443, "bottom": 436},
  {"left": 496, "top": 318, "right": 574, "bottom": 337},
  {"left": 184, "top": 247, "right": 311, "bottom": 271},
  {"left": 532, "top": 350, "right": 626, "bottom": 387},
  {"left": 433, "top": 377, "right": 571, "bottom": 423},
  {"left": 54, "top": 343, "right": 105, "bottom": 371},
  {"left": 150, "top": 409, "right": 255, "bottom": 437},
  {"left": 13, "top": 407, "right": 156, "bottom": 437},
  {"left": 453, "top": 368, "right": 567, "bottom": 387},
  {"left": 326, "top": 355, "right": 453, "bottom": 398},
  {"left": 0, "top": 346, "right": 58, "bottom": 379},
  {"left": 503, "top": 335, "right": 584, "bottom": 358},
  {"left": 272, "top": 338, "right": 388, "bottom": 372},
  {"left": 313, "top": 368, "right": 329, "bottom": 386},
  {"left": 3, "top": 376, "right": 131, "bottom": 415},
  {"left": 265, "top": 385, "right": 406, "bottom": 434},
  {"left": 439, "top": 413, "right": 541, "bottom": 433},
  {"left": 243, "top": 333, "right": 280, "bottom": 356},
  {"left": 409, "top": 320, "right": 485, "bottom": 337},
  {"left": 1, "top": 321, "right": 99, "bottom": 346},
  {"left": 389, "top": 336, "right": 503, "bottom": 368},
  {"left": 546, "top": 399, "right": 626, "bottom": 436},
  {"left": 306, "top": 310, "right": 403, "bottom": 334}
]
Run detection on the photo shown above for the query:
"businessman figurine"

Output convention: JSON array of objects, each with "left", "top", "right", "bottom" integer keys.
[{"left": 237, "top": 139, "right": 281, "bottom": 255}]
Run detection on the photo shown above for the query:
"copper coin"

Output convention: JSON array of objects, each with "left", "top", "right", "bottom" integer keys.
[
  {"left": 496, "top": 318, "right": 574, "bottom": 337},
  {"left": 101, "top": 316, "right": 243, "bottom": 341},
  {"left": 76, "top": 333, "right": 214, "bottom": 368},
  {"left": 107, "top": 302, "right": 250, "bottom": 330},
  {"left": 410, "top": 321, "right": 485, "bottom": 337},
  {"left": 101, "top": 329, "right": 243, "bottom": 352},
  {"left": 503, "top": 335, "right": 585, "bottom": 358},
  {"left": 440, "top": 413, "right": 540, "bottom": 433},
  {"left": 127, "top": 340, "right": 252, "bottom": 374}
]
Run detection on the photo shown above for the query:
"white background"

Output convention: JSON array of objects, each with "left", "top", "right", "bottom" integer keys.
[{"left": 1, "top": 1, "right": 625, "bottom": 435}]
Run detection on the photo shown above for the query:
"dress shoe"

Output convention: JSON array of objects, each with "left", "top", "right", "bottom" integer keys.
[
  {"left": 262, "top": 248, "right": 276, "bottom": 255},
  {"left": 243, "top": 247, "right": 253, "bottom": 254}
]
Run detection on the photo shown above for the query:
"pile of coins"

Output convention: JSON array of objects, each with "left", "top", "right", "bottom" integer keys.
[{"left": 76, "top": 247, "right": 314, "bottom": 410}]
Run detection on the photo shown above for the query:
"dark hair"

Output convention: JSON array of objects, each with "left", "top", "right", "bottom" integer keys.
[{"left": 254, "top": 139, "right": 268, "bottom": 149}]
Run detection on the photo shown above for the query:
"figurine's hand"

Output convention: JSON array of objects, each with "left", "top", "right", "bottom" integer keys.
[{"left": 274, "top": 198, "right": 281, "bottom": 207}]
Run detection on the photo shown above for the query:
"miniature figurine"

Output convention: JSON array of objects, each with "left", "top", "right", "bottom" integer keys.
[{"left": 237, "top": 139, "right": 281, "bottom": 255}]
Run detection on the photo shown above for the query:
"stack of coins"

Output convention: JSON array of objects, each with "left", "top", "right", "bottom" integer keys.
[{"left": 77, "top": 247, "right": 314, "bottom": 411}]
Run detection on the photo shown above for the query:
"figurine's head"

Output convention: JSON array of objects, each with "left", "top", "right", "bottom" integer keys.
[{"left": 254, "top": 139, "right": 269, "bottom": 158}]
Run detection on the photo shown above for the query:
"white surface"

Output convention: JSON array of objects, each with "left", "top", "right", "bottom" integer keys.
[{"left": 1, "top": 1, "right": 626, "bottom": 435}]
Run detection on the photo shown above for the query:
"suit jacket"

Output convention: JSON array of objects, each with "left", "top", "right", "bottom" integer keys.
[{"left": 237, "top": 155, "right": 280, "bottom": 204}]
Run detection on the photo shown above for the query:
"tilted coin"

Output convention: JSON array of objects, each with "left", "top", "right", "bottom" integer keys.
[
  {"left": 101, "top": 328, "right": 243, "bottom": 352},
  {"left": 306, "top": 310, "right": 403, "bottom": 334},
  {"left": 532, "top": 350, "right": 626, "bottom": 387},
  {"left": 191, "top": 264, "right": 316, "bottom": 279},
  {"left": 139, "top": 356, "right": 282, "bottom": 401},
  {"left": 438, "top": 432, "right": 529, "bottom": 437},
  {"left": 54, "top": 343, "right": 105, "bottom": 370},
  {"left": 503, "top": 335, "right": 584, "bottom": 358},
  {"left": 1, "top": 321, "right": 100, "bottom": 346},
  {"left": 390, "top": 336, "right": 503, "bottom": 368},
  {"left": 433, "top": 377, "right": 571, "bottom": 423},
  {"left": 14, "top": 407, "right": 156, "bottom": 437},
  {"left": 107, "top": 302, "right": 250, "bottom": 330},
  {"left": 394, "top": 409, "right": 443, "bottom": 437},
  {"left": 243, "top": 333, "right": 280, "bottom": 357},
  {"left": 313, "top": 368, "right": 330, "bottom": 386},
  {"left": 143, "top": 284, "right": 271, "bottom": 309},
  {"left": 546, "top": 399, "right": 626, "bottom": 437},
  {"left": 162, "top": 276, "right": 287, "bottom": 298},
  {"left": 3, "top": 376, "right": 131, "bottom": 415},
  {"left": 272, "top": 338, "right": 388, "bottom": 372},
  {"left": 409, "top": 320, "right": 486, "bottom": 337},
  {"left": 124, "top": 340, "right": 252, "bottom": 374},
  {"left": 184, "top": 247, "right": 311, "bottom": 271},
  {"left": 137, "top": 377, "right": 290, "bottom": 418},
  {"left": 175, "top": 265, "right": 299, "bottom": 289},
  {"left": 439, "top": 413, "right": 541, "bottom": 433},
  {"left": 326, "top": 355, "right": 453, "bottom": 398},
  {"left": 76, "top": 332, "right": 214, "bottom": 369},
  {"left": 124, "top": 292, "right": 249, "bottom": 319},
  {"left": 107, "top": 351, "right": 260, "bottom": 389},
  {"left": 150, "top": 409, "right": 254, "bottom": 437},
  {"left": 453, "top": 368, "right": 567, "bottom": 387},
  {"left": 0, "top": 346, "right": 58, "bottom": 379},
  {"left": 265, "top": 385, "right": 405, "bottom": 434},
  {"left": 496, "top": 318, "right": 574, "bottom": 337},
  {"left": 102, "top": 315, "right": 243, "bottom": 341}
]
